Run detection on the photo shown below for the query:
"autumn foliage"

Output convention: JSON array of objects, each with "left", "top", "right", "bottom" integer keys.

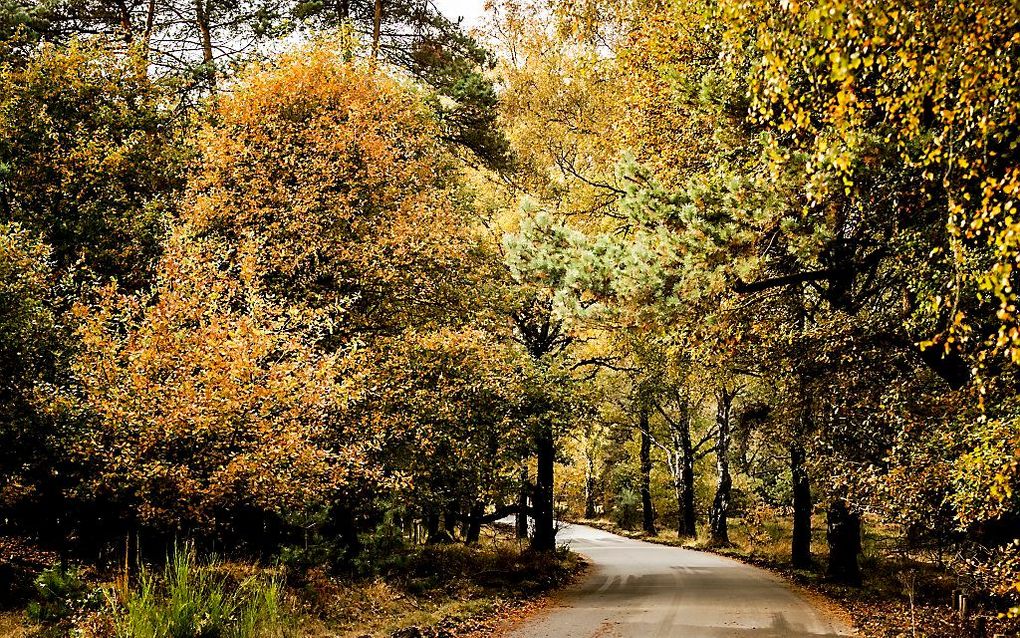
[
  {"left": 189, "top": 45, "right": 475, "bottom": 335},
  {"left": 69, "top": 230, "right": 362, "bottom": 534},
  {"left": 57, "top": 46, "right": 485, "bottom": 541},
  {"left": 1, "top": 1, "right": 1019, "bottom": 633}
]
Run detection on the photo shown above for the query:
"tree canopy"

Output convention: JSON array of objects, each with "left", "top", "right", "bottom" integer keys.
[{"left": 0, "top": 0, "right": 1017, "bottom": 631}]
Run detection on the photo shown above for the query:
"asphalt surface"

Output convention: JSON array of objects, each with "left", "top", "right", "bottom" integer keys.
[{"left": 502, "top": 523, "right": 854, "bottom": 638}]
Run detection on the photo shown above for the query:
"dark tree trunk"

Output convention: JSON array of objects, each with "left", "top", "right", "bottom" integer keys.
[
  {"left": 425, "top": 513, "right": 440, "bottom": 543},
  {"left": 826, "top": 499, "right": 861, "bottom": 585},
  {"left": 584, "top": 455, "right": 598, "bottom": 519},
  {"left": 680, "top": 452, "right": 696, "bottom": 537},
  {"left": 465, "top": 501, "right": 483, "bottom": 545},
  {"left": 639, "top": 407, "right": 656, "bottom": 535},
  {"left": 670, "top": 462, "right": 684, "bottom": 537},
  {"left": 512, "top": 296, "right": 570, "bottom": 552},
  {"left": 532, "top": 419, "right": 556, "bottom": 552},
  {"left": 114, "top": 0, "right": 133, "bottom": 43},
  {"left": 426, "top": 513, "right": 450, "bottom": 544},
  {"left": 790, "top": 440, "right": 813, "bottom": 568},
  {"left": 143, "top": 0, "right": 155, "bottom": 50},
  {"left": 328, "top": 503, "right": 361, "bottom": 559},
  {"left": 672, "top": 410, "right": 697, "bottom": 538},
  {"left": 516, "top": 465, "right": 529, "bottom": 539},
  {"left": 444, "top": 501, "right": 459, "bottom": 541},
  {"left": 710, "top": 385, "right": 734, "bottom": 545}
]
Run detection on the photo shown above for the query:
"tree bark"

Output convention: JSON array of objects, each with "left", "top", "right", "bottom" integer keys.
[
  {"left": 663, "top": 415, "right": 698, "bottom": 538},
  {"left": 826, "top": 499, "right": 861, "bottom": 585},
  {"left": 329, "top": 503, "right": 362, "bottom": 559},
  {"left": 114, "top": 0, "right": 133, "bottom": 43},
  {"left": 444, "top": 500, "right": 459, "bottom": 541},
  {"left": 790, "top": 439, "right": 813, "bottom": 568},
  {"left": 465, "top": 501, "right": 483, "bottom": 545},
  {"left": 371, "top": 0, "right": 382, "bottom": 58},
  {"left": 584, "top": 455, "right": 598, "bottom": 519},
  {"left": 670, "top": 460, "right": 685, "bottom": 537},
  {"left": 142, "top": 0, "right": 156, "bottom": 54},
  {"left": 531, "top": 418, "right": 556, "bottom": 552},
  {"left": 194, "top": 0, "right": 216, "bottom": 88},
  {"left": 671, "top": 410, "right": 697, "bottom": 538},
  {"left": 425, "top": 512, "right": 451, "bottom": 544},
  {"left": 513, "top": 297, "right": 570, "bottom": 552},
  {"left": 516, "top": 465, "right": 529, "bottom": 539},
  {"left": 709, "top": 385, "right": 734, "bottom": 545},
  {"left": 639, "top": 406, "right": 656, "bottom": 535},
  {"left": 680, "top": 449, "right": 696, "bottom": 537}
]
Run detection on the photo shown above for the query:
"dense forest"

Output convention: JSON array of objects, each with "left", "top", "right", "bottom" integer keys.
[{"left": 0, "top": 0, "right": 1018, "bottom": 636}]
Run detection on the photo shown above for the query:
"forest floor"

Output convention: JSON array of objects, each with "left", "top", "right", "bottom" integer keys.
[
  {"left": 0, "top": 526, "right": 585, "bottom": 638},
  {"left": 573, "top": 517, "right": 1019, "bottom": 638}
]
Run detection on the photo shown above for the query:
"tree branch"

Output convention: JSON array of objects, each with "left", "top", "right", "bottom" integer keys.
[{"left": 733, "top": 268, "right": 837, "bottom": 294}]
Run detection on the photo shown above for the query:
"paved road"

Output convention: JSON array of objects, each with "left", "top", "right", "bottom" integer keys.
[{"left": 502, "top": 523, "right": 854, "bottom": 638}]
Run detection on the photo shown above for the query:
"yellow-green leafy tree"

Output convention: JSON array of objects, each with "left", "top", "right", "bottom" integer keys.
[{"left": 0, "top": 39, "right": 186, "bottom": 288}]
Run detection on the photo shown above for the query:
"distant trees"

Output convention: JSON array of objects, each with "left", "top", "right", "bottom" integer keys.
[{"left": 503, "top": 0, "right": 1020, "bottom": 600}]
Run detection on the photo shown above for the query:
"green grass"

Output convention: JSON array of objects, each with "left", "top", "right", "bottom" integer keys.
[
  {"left": 109, "top": 545, "right": 290, "bottom": 638},
  {"left": 11, "top": 529, "right": 583, "bottom": 638}
]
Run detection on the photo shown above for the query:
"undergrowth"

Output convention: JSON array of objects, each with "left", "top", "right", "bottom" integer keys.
[{"left": 106, "top": 545, "right": 291, "bottom": 638}]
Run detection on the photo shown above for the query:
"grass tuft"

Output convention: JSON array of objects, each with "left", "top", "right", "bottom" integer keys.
[{"left": 108, "top": 544, "right": 290, "bottom": 638}]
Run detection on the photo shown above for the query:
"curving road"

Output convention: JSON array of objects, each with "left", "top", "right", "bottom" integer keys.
[{"left": 501, "top": 523, "right": 854, "bottom": 638}]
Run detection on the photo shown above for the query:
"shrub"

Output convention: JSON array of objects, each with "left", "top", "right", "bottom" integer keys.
[
  {"left": 109, "top": 545, "right": 290, "bottom": 638},
  {"left": 352, "top": 518, "right": 410, "bottom": 577},
  {"left": 611, "top": 489, "right": 642, "bottom": 530},
  {"left": 27, "top": 564, "right": 101, "bottom": 624}
]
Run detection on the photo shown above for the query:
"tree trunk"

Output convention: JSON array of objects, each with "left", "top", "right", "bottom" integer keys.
[
  {"left": 426, "top": 513, "right": 450, "bottom": 544},
  {"left": 826, "top": 499, "right": 861, "bottom": 585},
  {"left": 329, "top": 503, "right": 361, "bottom": 559},
  {"left": 516, "top": 465, "right": 529, "bottom": 539},
  {"left": 672, "top": 411, "right": 697, "bottom": 538},
  {"left": 671, "top": 460, "right": 685, "bottom": 538},
  {"left": 114, "top": 0, "right": 133, "bottom": 43},
  {"left": 444, "top": 500, "right": 459, "bottom": 541},
  {"left": 465, "top": 501, "right": 483, "bottom": 545},
  {"left": 371, "top": 0, "right": 382, "bottom": 58},
  {"left": 194, "top": 0, "right": 216, "bottom": 88},
  {"left": 531, "top": 418, "right": 556, "bottom": 552},
  {"left": 584, "top": 455, "right": 597, "bottom": 519},
  {"left": 666, "top": 433, "right": 697, "bottom": 538},
  {"left": 425, "top": 513, "right": 440, "bottom": 543},
  {"left": 680, "top": 451, "right": 696, "bottom": 537},
  {"left": 512, "top": 297, "right": 569, "bottom": 552},
  {"left": 790, "top": 440, "right": 813, "bottom": 568},
  {"left": 142, "top": 0, "right": 156, "bottom": 54},
  {"left": 639, "top": 406, "right": 656, "bottom": 535},
  {"left": 709, "top": 385, "right": 734, "bottom": 545}
]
